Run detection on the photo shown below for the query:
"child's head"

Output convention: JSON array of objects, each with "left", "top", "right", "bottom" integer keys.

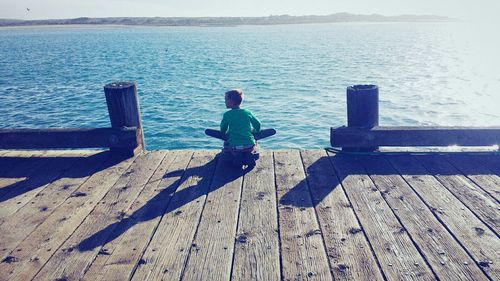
[{"left": 225, "top": 89, "right": 244, "bottom": 108}]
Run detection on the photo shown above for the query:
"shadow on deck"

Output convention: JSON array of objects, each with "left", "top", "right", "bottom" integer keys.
[{"left": 0, "top": 149, "right": 498, "bottom": 281}]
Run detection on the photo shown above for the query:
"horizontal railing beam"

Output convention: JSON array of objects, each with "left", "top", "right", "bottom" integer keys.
[
  {"left": 331, "top": 126, "right": 500, "bottom": 148},
  {"left": 0, "top": 127, "right": 139, "bottom": 149}
]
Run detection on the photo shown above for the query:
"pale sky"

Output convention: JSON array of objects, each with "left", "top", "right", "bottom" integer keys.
[{"left": 1, "top": 0, "right": 499, "bottom": 22}]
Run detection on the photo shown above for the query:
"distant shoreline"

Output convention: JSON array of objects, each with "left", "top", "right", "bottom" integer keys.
[
  {"left": 0, "top": 24, "right": 130, "bottom": 29},
  {"left": 0, "top": 13, "right": 454, "bottom": 28},
  {"left": 0, "top": 22, "right": 456, "bottom": 30}
]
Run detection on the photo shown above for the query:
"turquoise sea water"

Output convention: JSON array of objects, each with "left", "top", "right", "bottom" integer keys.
[{"left": 1, "top": 23, "right": 499, "bottom": 149}]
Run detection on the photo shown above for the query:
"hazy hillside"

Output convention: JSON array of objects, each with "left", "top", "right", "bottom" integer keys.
[{"left": 0, "top": 13, "right": 453, "bottom": 27}]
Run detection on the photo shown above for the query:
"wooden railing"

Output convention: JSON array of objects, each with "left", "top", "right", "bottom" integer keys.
[
  {"left": 331, "top": 126, "right": 500, "bottom": 148},
  {"left": 331, "top": 85, "right": 500, "bottom": 151},
  {"left": 2, "top": 82, "right": 498, "bottom": 154},
  {"left": 0, "top": 82, "right": 144, "bottom": 156}
]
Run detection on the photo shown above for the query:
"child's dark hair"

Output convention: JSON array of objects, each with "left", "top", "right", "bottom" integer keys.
[{"left": 225, "top": 89, "right": 244, "bottom": 105}]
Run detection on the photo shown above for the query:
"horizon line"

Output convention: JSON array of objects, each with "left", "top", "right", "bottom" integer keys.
[{"left": 0, "top": 12, "right": 455, "bottom": 22}]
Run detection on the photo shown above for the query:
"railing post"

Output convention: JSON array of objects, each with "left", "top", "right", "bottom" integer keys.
[
  {"left": 104, "top": 81, "right": 144, "bottom": 156},
  {"left": 345, "top": 84, "right": 379, "bottom": 152}
]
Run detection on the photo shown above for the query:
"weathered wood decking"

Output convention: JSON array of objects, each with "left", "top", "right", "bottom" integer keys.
[{"left": 0, "top": 149, "right": 498, "bottom": 281}]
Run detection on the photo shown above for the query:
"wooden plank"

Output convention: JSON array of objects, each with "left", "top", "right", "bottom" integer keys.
[
  {"left": 0, "top": 153, "right": 137, "bottom": 281},
  {"left": 81, "top": 150, "right": 193, "bottom": 281},
  {"left": 0, "top": 151, "right": 110, "bottom": 257},
  {"left": 0, "top": 150, "right": 43, "bottom": 157},
  {"left": 388, "top": 155, "right": 500, "bottom": 279},
  {"left": 4, "top": 150, "right": 102, "bottom": 157},
  {"left": 0, "top": 152, "right": 40, "bottom": 193},
  {"left": 0, "top": 151, "right": 47, "bottom": 197},
  {"left": 362, "top": 155, "right": 487, "bottom": 280},
  {"left": 328, "top": 153, "right": 436, "bottom": 280},
  {"left": 0, "top": 152, "right": 30, "bottom": 173},
  {"left": 182, "top": 152, "right": 246, "bottom": 280},
  {"left": 0, "top": 150, "right": 97, "bottom": 196},
  {"left": 274, "top": 150, "right": 332, "bottom": 280},
  {"left": 445, "top": 154, "right": 500, "bottom": 202},
  {"left": 331, "top": 126, "right": 500, "bottom": 147},
  {"left": 415, "top": 155, "right": 500, "bottom": 234},
  {"left": 0, "top": 127, "right": 139, "bottom": 149},
  {"left": 301, "top": 150, "right": 383, "bottom": 280},
  {"left": 1, "top": 150, "right": 97, "bottom": 157},
  {"left": 0, "top": 152, "right": 94, "bottom": 219},
  {"left": 0, "top": 151, "right": 95, "bottom": 191},
  {"left": 31, "top": 151, "right": 166, "bottom": 281},
  {"left": 482, "top": 155, "right": 500, "bottom": 175},
  {"left": 131, "top": 151, "right": 218, "bottom": 281},
  {"left": 231, "top": 151, "right": 280, "bottom": 281}
]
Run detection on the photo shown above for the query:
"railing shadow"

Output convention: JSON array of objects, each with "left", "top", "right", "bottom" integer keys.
[
  {"left": 279, "top": 152, "right": 500, "bottom": 209},
  {"left": 0, "top": 151, "right": 128, "bottom": 203}
]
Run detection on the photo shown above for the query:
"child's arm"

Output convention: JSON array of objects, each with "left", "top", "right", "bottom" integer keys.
[{"left": 249, "top": 112, "right": 261, "bottom": 133}]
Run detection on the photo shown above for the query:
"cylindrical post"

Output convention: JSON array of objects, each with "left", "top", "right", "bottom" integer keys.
[
  {"left": 347, "top": 84, "right": 379, "bottom": 128},
  {"left": 346, "top": 84, "right": 379, "bottom": 151},
  {"left": 104, "top": 82, "right": 144, "bottom": 156}
]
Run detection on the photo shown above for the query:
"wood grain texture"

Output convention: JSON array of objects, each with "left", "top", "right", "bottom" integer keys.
[
  {"left": 328, "top": 153, "right": 436, "bottom": 280},
  {"left": 0, "top": 151, "right": 49, "bottom": 199},
  {"left": 104, "top": 82, "right": 142, "bottom": 130},
  {"left": 181, "top": 154, "right": 245, "bottom": 280},
  {"left": 130, "top": 151, "right": 218, "bottom": 281},
  {"left": 104, "top": 81, "right": 144, "bottom": 152},
  {"left": 331, "top": 126, "right": 500, "bottom": 147},
  {"left": 445, "top": 154, "right": 500, "bottom": 202},
  {"left": 415, "top": 155, "right": 499, "bottom": 234},
  {"left": 82, "top": 150, "right": 193, "bottom": 281},
  {"left": 0, "top": 127, "right": 139, "bottom": 149},
  {"left": 362, "top": 155, "right": 487, "bottom": 280},
  {"left": 274, "top": 150, "right": 332, "bottom": 281},
  {"left": 0, "top": 152, "right": 43, "bottom": 198},
  {"left": 301, "top": 150, "right": 384, "bottom": 281},
  {"left": 231, "top": 151, "right": 280, "bottom": 281},
  {"left": 31, "top": 151, "right": 166, "bottom": 281},
  {"left": 0, "top": 153, "right": 138, "bottom": 281},
  {"left": 0, "top": 149, "right": 497, "bottom": 281},
  {"left": 0, "top": 151, "right": 109, "bottom": 258},
  {"left": 388, "top": 155, "right": 500, "bottom": 280},
  {"left": 0, "top": 151, "right": 95, "bottom": 219}
]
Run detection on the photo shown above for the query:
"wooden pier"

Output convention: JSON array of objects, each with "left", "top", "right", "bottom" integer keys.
[
  {"left": 0, "top": 149, "right": 498, "bottom": 281},
  {"left": 1, "top": 82, "right": 499, "bottom": 280}
]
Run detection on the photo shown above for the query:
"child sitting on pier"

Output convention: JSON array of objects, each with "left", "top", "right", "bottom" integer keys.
[
  {"left": 221, "top": 88, "right": 261, "bottom": 151},
  {"left": 205, "top": 89, "right": 274, "bottom": 166}
]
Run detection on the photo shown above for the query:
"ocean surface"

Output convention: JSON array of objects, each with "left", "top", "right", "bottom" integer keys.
[{"left": 1, "top": 22, "right": 499, "bottom": 149}]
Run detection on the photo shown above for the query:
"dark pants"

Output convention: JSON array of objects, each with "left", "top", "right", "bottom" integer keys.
[
  {"left": 205, "top": 128, "right": 276, "bottom": 142},
  {"left": 205, "top": 129, "right": 275, "bottom": 167}
]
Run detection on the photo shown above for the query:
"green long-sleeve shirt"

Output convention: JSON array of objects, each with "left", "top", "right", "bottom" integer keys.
[{"left": 220, "top": 108, "right": 261, "bottom": 147}]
